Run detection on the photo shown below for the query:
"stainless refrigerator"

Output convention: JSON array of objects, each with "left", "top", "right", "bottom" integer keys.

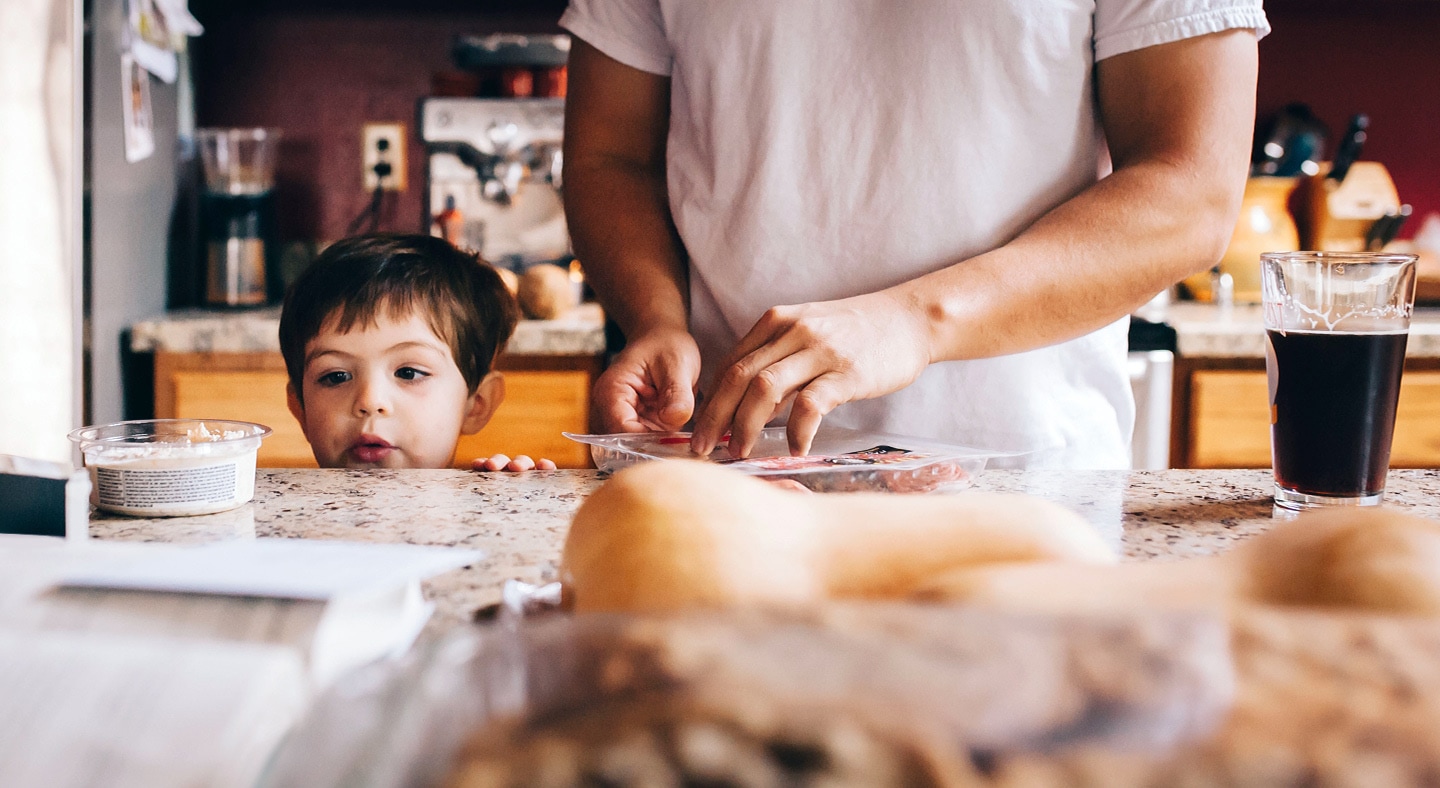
[
  {"left": 0, "top": 0, "right": 179, "bottom": 462},
  {"left": 0, "top": 0, "right": 81, "bottom": 463}
]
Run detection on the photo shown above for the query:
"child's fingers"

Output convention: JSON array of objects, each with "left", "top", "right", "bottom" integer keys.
[
  {"left": 507, "top": 455, "right": 537, "bottom": 472},
  {"left": 473, "top": 454, "right": 557, "bottom": 472},
  {"left": 471, "top": 453, "right": 512, "bottom": 472}
]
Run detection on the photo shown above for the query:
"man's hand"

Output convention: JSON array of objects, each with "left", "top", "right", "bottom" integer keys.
[
  {"left": 593, "top": 327, "right": 702, "bottom": 433},
  {"left": 690, "top": 289, "right": 932, "bottom": 458}
]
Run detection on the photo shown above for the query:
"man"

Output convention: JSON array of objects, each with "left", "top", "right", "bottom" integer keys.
[{"left": 562, "top": 1, "right": 1268, "bottom": 467}]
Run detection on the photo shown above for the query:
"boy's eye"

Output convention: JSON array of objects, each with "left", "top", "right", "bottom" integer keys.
[
  {"left": 317, "top": 371, "right": 351, "bottom": 387},
  {"left": 395, "top": 367, "right": 430, "bottom": 381}
]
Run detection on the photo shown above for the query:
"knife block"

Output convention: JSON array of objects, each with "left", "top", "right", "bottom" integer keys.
[
  {"left": 1301, "top": 161, "right": 1401, "bottom": 251},
  {"left": 1184, "top": 176, "right": 1299, "bottom": 302}
]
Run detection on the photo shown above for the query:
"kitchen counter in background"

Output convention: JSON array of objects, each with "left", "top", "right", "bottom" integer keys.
[
  {"left": 127, "top": 303, "right": 608, "bottom": 468},
  {"left": 86, "top": 467, "right": 1440, "bottom": 630},
  {"left": 1166, "top": 302, "right": 1440, "bottom": 358},
  {"left": 129, "top": 301, "right": 607, "bottom": 356},
  {"left": 1159, "top": 302, "right": 1440, "bottom": 469}
]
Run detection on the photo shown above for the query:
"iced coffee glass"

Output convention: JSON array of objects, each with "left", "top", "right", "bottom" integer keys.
[{"left": 1261, "top": 251, "right": 1417, "bottom": 509}]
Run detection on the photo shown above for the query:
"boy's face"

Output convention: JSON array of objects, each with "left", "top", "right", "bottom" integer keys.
[{"left": 287, "top": 310, "right": 503, "bottom": 469}]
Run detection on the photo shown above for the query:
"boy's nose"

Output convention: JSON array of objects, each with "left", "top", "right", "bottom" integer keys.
[{"left": 353, "top": 381, "right": 392, "bottom": 417}]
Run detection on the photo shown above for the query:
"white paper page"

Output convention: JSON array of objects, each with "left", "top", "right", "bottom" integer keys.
[
  {"left": 12, "top": 586, "right": 327, "bottom": 650},
  {"left": 0, "top": 629, "right": 307, "bottom": 788},
  {"left": 309, "top": 581, "right": 433, "bottom": 687},
  {"left": 59, "top": 538, "right": 484, "bottom": 600},
  {"left": 0, "top": 542, "right": 419, "bottom": 685},
  {"left": 0, "top": 540, "right": 162, "bottom": 608},
  {"left": 1, "top": 540, "right": 325, "bottom": 656}
]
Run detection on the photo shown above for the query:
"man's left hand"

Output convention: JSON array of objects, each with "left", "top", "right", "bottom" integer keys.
[{"left": 689, "top": 289, "right": 933, "bottom": 458}]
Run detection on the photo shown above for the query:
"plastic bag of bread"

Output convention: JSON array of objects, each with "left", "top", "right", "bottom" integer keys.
[
  {"left": 563, "top": 425, "right": 1013, "bottom": 493},
  {"left": 561, "top": 460, "right": 1117, "bottom": 615},
  {"left": 261, "top": 605, "right": 1233, "bottom": 788}
]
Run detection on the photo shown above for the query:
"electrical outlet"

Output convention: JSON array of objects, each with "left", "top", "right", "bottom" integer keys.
[{"left": 362, "top": 122, "right": 406, "bottom": 192}]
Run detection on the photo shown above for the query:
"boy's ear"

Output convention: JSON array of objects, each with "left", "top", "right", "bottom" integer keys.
[
  {"left": 461, "top": 372, "right": 505, "bottom": 435},
  {"left": 286, "top": 383, "right": 309, "bottom": 439}
]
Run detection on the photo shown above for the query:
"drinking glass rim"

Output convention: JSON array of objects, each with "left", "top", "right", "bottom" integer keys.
[{"left": 1260, "top": 251, "right": 1417, "bottom": 266}]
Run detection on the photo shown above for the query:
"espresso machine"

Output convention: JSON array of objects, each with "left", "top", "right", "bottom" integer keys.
[{"left": 419, "top": 97, "right": 569, "bottom": 269}]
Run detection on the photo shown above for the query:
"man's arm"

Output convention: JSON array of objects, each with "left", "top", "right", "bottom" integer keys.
[
  {"left": 908, "top": 28, "right": 1259, "bottom": 360},
  {"left": 691, "top": 29, "right": 1259, "bottom": 456},
  {"left": 563, "top": 39, "right": 701, "bottom": 431}
]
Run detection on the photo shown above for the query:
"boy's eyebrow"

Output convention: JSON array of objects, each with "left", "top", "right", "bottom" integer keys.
[
  {"left": 385, "top": 340, "right": 450, "bottom": 354},
  {"left": 303, "top": 339, "right": 450, "bottom": 368},
  {"left": 304, "top": 347, "right": 351, "bottom": 367}
]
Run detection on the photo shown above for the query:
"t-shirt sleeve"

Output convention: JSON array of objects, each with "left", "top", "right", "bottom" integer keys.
[
  {"left": 1094, "top": 0, "right": 1270, "bottom": 62},
  {"left": 560, "top": 0, "right": 673, "bottom": 76}
]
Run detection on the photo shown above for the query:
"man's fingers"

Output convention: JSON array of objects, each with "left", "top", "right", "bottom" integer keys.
[
  {"left": 727, "top": 353, "right": 825, "bottom": 458},
  {"left": 714, "top": 307, "right": 787, "bottom": 373},
  {"left": 658, "top": 338, "right": 703, "bottom": 429},
  {"left": 787, "top": 373, "right": 848, "bottom": 456},
  {"left": 692, "top": 332, "right": 806, "bottom": 455},
  {"left": 536, "top": 458, "right": 557, "bottom": 470},
  {"left": 592, "top": 371, "right": 651, "bottom": 433}
]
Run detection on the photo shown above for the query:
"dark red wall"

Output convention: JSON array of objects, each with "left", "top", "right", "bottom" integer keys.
[
  {"left": 193, "top": 0, "right": 1440, "bottom": 244},
  {"left": 191, "top": 1, "right": 567, "bottom": 243},
  {"left": 1259, "top": 1, "right": 1440, "bottom": 238}
]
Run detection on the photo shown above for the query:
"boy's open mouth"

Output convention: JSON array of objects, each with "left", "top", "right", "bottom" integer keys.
[{"left": 350, "top": 434, "right": 396, "bottom": 463}]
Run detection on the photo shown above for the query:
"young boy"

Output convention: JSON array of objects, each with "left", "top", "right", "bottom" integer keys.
[{"left": 278, "top": 233, "right": 555, "bottom": 471}]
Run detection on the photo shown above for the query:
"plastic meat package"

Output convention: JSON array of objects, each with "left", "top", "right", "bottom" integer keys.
[
  {"left": 261, "top": 606, "right": 1235, "bottom": 788},
  {"left": 564, "top": 426, "right": 1011, "bottom": 493}
]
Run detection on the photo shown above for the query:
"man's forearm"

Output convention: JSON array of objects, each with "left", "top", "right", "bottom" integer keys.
[
  {"left": 565, "top": 157, "right": 690, "bottom": 340},
  {"left": 903, "top": 157, "right": 1239, "bottom": 362}
]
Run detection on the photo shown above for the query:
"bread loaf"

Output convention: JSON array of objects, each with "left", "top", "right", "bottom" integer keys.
[
  {"left": 517, "top": 263, "right": 576, "bottom": 319},
  {"left": 922, "top": 507, "right": 1440, "bottom": 618},
  {"left": 561, "top": 460, "right": 1115, "bottom": 614},
  {"left": 1238, "top": 507, "right": 1440, "bottom": 615}
]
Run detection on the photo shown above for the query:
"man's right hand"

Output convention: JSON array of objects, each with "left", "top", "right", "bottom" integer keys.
[{"left": 592, "top": 327, "right": 702, "bottom": 433}]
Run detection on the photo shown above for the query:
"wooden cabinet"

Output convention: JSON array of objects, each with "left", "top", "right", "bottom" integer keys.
[
  {"left": 153, "top": 351, "right": 600, "bottom": 469},
  {"left": 1171, "top": 358, "right": 1440, "bottom": 468}
]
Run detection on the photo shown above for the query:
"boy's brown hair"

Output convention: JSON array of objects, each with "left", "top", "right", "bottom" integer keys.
[{"left": 279, "top": 233, "right": 519, "bottom": 403}]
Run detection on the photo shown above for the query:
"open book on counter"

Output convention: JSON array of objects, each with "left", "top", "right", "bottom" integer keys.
[{"left": 0, "top": 536, "right": 483, "bottom": 788}]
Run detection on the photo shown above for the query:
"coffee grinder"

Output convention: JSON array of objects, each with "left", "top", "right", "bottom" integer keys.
[{"left": 196, "top": 128, "right": 280, "bottom": 307}]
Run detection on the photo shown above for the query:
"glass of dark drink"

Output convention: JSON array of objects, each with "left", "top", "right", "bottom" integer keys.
[{"left": 1261, "top": 251, "right": 1417, "bottom": 509}]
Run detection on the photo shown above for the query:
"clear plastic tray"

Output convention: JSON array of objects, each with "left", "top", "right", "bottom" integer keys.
[
  {"left": 261, "top": 606, "right": 1234, "bottom": 788},
  {"left": 564, "top": 426, "right": 1012, "bottom": 493}
]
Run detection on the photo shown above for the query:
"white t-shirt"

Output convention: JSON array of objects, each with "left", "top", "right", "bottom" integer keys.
[{"left": 561, "top": 0, "right": 1269, "bottom": 468}]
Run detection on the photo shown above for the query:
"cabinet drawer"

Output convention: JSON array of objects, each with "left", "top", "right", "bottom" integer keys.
[
  {"left": 1190, "top": 371, "right": 1271, "bottom": 468},
  {"left": 1187, "top": 369, "right": 1440, "bottom": 469},
  {"left": 456, "top": 370, "right": 591, "bottom": 469},
  {"left": 172, "top": 370, "right": 315, "bottom": 467},
  {"left": 1393, "top": 372, "right": 1440, "bottom": 466}
]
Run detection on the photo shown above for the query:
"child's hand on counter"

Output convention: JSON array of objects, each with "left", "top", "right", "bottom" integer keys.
[{"left": 472, "top": 454, "right": 558, "bottom": 472}]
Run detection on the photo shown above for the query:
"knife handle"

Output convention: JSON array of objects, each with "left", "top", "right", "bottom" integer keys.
[
  {"left": 1328, "top": 113, "right": 1369, "bottom": 184},
  {"left": 1365, "top": 204, "right": 1412, "bottom": 251}
]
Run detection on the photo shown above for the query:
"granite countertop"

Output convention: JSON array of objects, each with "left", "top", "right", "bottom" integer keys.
[
  {"left": 1165, "top": 302, "right": 1440, "bottom": 359},
  {"left": 128, "top": 302, "right": 607, "bottom": 356},
  {"left": 85, "top": 467, "right": 1440, "bottom": 631}
]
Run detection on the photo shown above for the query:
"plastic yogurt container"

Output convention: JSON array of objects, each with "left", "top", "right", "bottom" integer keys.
[{"left": 68, "top": 419, "right": 271, "bottom": 517}]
